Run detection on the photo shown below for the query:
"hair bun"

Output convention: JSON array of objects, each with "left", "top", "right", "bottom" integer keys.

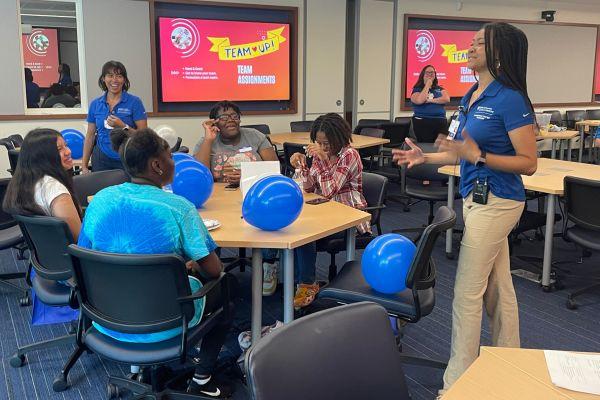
[{"left": 110, "top": 128, "right": 129, "bottom": 152}]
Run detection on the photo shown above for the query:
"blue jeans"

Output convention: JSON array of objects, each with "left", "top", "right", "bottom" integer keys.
[
  {"left": 262, "top": 244, "right": 316, "bottom": 285},
  {"left": 92, "top": 144, "right": 125, "bottom": 172}
]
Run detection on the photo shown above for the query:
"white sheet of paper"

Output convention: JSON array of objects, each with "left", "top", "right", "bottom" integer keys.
[
  {"left": 240, "top": 161, "right": 282, "bottom": 200},
  {"left": 544, "top": 350, "right": 600, "bottom": 395}
]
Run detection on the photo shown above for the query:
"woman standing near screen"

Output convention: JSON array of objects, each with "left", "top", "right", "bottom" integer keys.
[
  {"left": 57, "top": 63, "right": 73, "bottom": 87},
  {"left": 410, "top": 65, "right": 450, "bottom": 143},
  {"left": 394, "top": 23, "right": 537, "bottom": 395},
  {"left": 82, "top": 61, "right": 147, "bottom": 172}
]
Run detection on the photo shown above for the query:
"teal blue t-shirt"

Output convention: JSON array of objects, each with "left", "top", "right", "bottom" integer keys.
[{"left": 78, "top": 182, "right": 217, "bottom": 343}]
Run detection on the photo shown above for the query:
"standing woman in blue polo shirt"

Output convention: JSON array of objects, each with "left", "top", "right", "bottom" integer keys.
[
  {"left": 410, "top": 65, "right": 450, "bottom": 143},
  {"left": 393, "top": 22, "right": 537, "bottom": 393},
  {"left": 82, "top": 61, "right": 147, "bottom": 172}
]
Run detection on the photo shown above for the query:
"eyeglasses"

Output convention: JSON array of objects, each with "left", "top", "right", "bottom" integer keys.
[{"left": 216, "top": 114, "right": 241, "bottom": 122}]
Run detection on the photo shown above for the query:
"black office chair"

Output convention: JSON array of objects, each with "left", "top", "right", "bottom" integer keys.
[
  {"left": 67, "top": 245, "right": 234, "bottom": 399},
  {"left": 566, "top": 110, "right": 587, "bottom": 129},
  {"left": 7, "top": 148, "right": 20, "bottom": 175},
  {"left": 73, "top": 169, "right": 129, "bottom": 208},
  {"left": 283, "top": 142, "right": 312, "bottom": 176},
  {"left": 318, "top": 206, "right": 456, "bottom": 369},
  {"left": 290, "top": 121, "right": 314, "bottom": 132},
  {"left": 316, "top": 172, "right": 387, "bottom": 281},
  {"left": 562, "top": 176, "right": 600, "bottom": 310},
  {"left": 8, "top": 134, "right": 24, "bottom": 148},
  {"left": 357, "top": 127, "right": 385, "bottom": 171},
  {"left": 544, "top": 110, "right": 564, "bottom": 126},
  {"left": 586, "top": 109, "right": 600, "bottom": 120},
  {"left": 170, "top": 137, "right": 183, "bottom": 153},
  {"left": 242, "top": 124, "right": 271, "bottom": 135},
  {"left": 352, "top": 118, "right": 390, "bottom": 134},
  {"left": 245, "top": 302, "right": 411, "bottom": 400},
  {"left": 0, "top": 178, "right": 28, "bottom": 304},
  {"left": 10, "top": 214, "right": 81, "bottom": 392}
]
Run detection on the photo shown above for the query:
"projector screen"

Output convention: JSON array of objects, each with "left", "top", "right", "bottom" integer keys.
[
  {"left": 595, "top": 39, "right": 600, "bottom": 97},
  {"left": 405, "top": 28, "right": 478, "bottom": 99},
  {"left": 158, "top": 17, "right": 290, "bottom": 102},
  {"left": 21, "top": 28, "right": 59, "bottom": 88}
]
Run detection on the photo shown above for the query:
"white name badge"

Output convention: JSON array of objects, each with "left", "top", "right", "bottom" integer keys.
[
  {"left": 238, "top": 146, "right": 253, "bottom": 153},
  {"left": 104, "top": 119, "right": 112, "bottom": 129},
  {"left": 448, "top": 119, "right": 460, "bottom": 140}
]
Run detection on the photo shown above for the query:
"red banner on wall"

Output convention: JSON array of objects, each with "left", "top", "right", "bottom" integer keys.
[{"left": 21, "top": 28, "right": 59, "bottom": 88}]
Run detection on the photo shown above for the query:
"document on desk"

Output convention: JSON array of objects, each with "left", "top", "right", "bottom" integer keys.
[{"left": 544, "top": 350, "right": 600, "bottom": 395}]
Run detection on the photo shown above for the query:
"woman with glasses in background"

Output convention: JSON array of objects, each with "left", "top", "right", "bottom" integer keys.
[
  {"left": 194, "top": 100, "right": 278, "bottom": 185},
  {"left": 411, "top": 65, "right": 451, "bottom": 143}
]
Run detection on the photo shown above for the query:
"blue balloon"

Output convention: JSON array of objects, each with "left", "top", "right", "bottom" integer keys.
[
  {"left": 242, "top": 175, "right": 303, "bottom": 231},
  {"left": 361, "top": 233, "right": 416, "bottom": 294},
  {"left": 172, "top": 152, "right": 194, "bottom": 163},
  {"left": 171, "top": 159, "right": 214, "bottom": 208},
  {"left": 61, "top": 129, "right": 84, "bottom": 159}
]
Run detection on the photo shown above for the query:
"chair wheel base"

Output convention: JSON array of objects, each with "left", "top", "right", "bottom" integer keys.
[
  {"left": 52, "top": 376, "right": 68, "bottom": 392},
  {"left": 19, "top": 295, "right": 30, "bottom": 307},
  {"left": 10, "top": 353, "right": 25, "bottom": 368},
  {"left": 566, "top": 299, "right": 578, "bottom": 310}
]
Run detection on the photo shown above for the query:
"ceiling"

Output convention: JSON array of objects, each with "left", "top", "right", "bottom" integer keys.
[{"left": 19, "top": 0, "right": 76, "bottom": 29}]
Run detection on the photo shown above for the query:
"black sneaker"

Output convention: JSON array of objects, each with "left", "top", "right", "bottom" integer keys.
[{"left": 187, "top": 376, "right": 233, "bottom": 398}]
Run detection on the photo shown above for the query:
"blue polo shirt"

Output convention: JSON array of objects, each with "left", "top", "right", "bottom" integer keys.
[
  {"left": 87, "top": 91, "right": 147, "bottom": 159},
  {"left": 411, "top": 86, "right": 446, "bottom": 119},
  {"left": 456, "top": 79, "right": 534, "bottom": 202}
]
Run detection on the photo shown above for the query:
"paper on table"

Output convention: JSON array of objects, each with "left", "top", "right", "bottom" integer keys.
[{"left": 544, "top": 350, "right": 600, "bottom": 395}]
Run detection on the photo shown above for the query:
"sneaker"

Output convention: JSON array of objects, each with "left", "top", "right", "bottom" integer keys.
[
  {"left": 187, "top": 375, "right": 233, "bottom": 398},
  {"left": 293, "top": 283, "right": 320, "bottom": 310},
  {"left": 237, "top": 320, "right": 284, "bottom": 351},
  {"left": 262, "top": 261, "right": 278, "bottom": 296}
]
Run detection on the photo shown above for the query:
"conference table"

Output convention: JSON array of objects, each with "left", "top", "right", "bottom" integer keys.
[
  {"left": 269, "top": 132, "right": 390, "bottom": 149},
  {"left": 537, "top": 130, "right": 579, "bottom": 160},
  {"left": 439, "top": 158, "right": 600, "bottom": 291},
  {"left": 575, "top": 120, "right": 600, "bottom": 162},
  {"left": 200, "top": 183, "right": 371, "bottom": 345},
  {"left": 442, "top": 347, "right": 600, "bottom": 400}
]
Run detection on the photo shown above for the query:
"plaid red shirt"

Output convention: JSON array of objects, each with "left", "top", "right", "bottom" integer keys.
[{"left": 302, "top": 146, "right": 371, "bottom": 234}]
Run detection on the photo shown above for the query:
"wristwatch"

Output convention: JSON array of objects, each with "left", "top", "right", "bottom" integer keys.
[{"left": 475, "top": 150, "right": 487, "bottom": 167}]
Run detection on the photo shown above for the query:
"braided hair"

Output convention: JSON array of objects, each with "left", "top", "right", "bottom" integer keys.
[{"left": 309, "top": 113, "right": 353, "bottom": 155}]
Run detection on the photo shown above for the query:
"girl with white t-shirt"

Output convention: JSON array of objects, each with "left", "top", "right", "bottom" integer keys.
[{"left": 3, "top": 128, "right": 81, "bottom": 240}]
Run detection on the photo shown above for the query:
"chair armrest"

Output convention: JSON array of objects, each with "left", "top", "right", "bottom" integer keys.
[
  {"left": 362, "top": 204, "right": 386, "bottom": 212},
  {"left": 177, "top": 272, "right": 226, "bottom": 303}
]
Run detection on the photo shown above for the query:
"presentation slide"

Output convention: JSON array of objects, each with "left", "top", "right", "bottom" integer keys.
[
  {"left": 406, "top": 29, "right": 478, "bottom": 99},
  {"left": 595, "top": 39, "right": 600, "bottom": 95},
  {"left": 21, "top": 28, "right": 59, "bottom": 88},
  {"left": 159, "top": 17, "right": 290, "bottom": 102}
]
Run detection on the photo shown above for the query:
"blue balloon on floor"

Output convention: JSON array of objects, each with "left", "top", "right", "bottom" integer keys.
[
  {"left": 61, "top": 129, "right": 84, "bottom": 159},
  {"left": 361, "top": 233, "right": 416, "bottom": 294},
  {"left": 172, "top": 159, "right": 214, "bottom": 208},
  {"left": 242, "top": 175, "right": 303, "bottom": 231},
  {"left": 172, "top": 152, "right": 194, "bottom": 163}
]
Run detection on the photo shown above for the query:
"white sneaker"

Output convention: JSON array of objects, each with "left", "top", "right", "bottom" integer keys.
[{"left": 262, "top": 261, "right": 278, "bottom": 296}]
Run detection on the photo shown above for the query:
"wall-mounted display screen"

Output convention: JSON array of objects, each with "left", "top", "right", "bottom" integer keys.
[{"left": 21, "top": 28, "right": 59, "bottom": 88}]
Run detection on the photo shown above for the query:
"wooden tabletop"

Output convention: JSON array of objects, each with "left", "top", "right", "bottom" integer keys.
[
  {"left": 442, "top": 347, "right": 600, "bottom": 400},
  {"left": 438, "top": 158, "right": 600, "bottom": 195},
  {"left": 575, "top": 120, "right": 600, "bottom": 127},
  {"left": 269, "top": 132, "right": 390, "bottom": 149},
  {"left": 537, "top": 130, "right": 579, "bottom": 140},
  {"left": 199, "top": 183, "right": 371, "bottom": 249}
]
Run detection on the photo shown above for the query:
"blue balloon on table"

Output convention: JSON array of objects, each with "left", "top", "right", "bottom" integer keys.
[
  {"left": 61, "top": 129, "right": 85, "bottom": 159},
  {"left": 361, "top": 233, "right": 416, "bottom": 294},
  {"left": 172, "top": 152, "right": 194, "bottom": 163},
  {"left": 242, "top": 175, "right": 303, "bottom": 231},
  {"left": 171, "top": 159, "right": 214, "bottom": 208}
]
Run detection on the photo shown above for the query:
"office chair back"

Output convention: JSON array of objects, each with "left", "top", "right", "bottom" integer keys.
[
  {"left": 245, "top": 302, "right": 411, "bottom": 400},
  {"left": 361, "top": 172, "right": 387, "bottom": 234},
  {"left": 565, "top": 110, "right": 587, "bottom": 129},
  {"left": 67, "top": 245, "right": 195, "bottom": 334},
  {"left": 564, "top": 176, "right": 600, "bottom": 232},
  {"left": 7, "top": 149, "right": 20, "bottom": 175},
  {"left": 353, "top": 119, "right": 390, "bottom": 134},
  {"left": 242, "top": 124, "right": 271, "bottom": 135},
  {"left": 403, "top": 143, "right": 449, "bottom": 182},
  {"left": 379, "top": 122, "right": 411, "bottom": 148},
  {"left": 544, "top": 110, "right": 563, "bottom": 126},
  {"left": 73, "top": 169, "right": 129, "bottom": 207},
  {"left": 283, "top": 142, "right": 312, "bottom": 175},
  {"left": 14, "top": 214, "right": 74, "bottom": 281},
  {"left": 358, "top": 127, "right": 384, "bottom": 165},
  {"left": 170, "top": 137, "right": 182, "bottom": 153},
  {"left": 0, "top": 137, "right": 16, "bottom": 151},
  {"left": 406, "top": 206, "right": 456, "bottom": 291},
  {"left": 586, "top": 109, "right": 600, "bottom": 120},
  {"left": 8, "top": 134, "right": 24, "bottom": 148},
  {"left": 0, "top": 178, "right": 17, "bottom": 230},
  {"left": 394, "top": 116, "right": 412, "bottom": 125},
  {"left": 290, "top": 120, "right": 314, "bottom": 132}
]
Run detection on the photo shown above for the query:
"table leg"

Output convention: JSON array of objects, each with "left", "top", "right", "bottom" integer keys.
[
  {"left": 445, "top": 175, "right": 455, "bottom": 259},
  {"left": 251, "top": 249, "right": 263, "bottom": 346},
  {"left": 345, "top": 227, "right": 357, "bottom": 262},
  {"left": 541, "top": 194, "right": 555, "bottom": 291},
  {"left": 282, "top": 249, "right": 294, "bottom": 323},
  {"left": 567, "top": 138, "right": 572, "bottom": 161},
  {"left": 578, "top": 125, "right": 585, "bottom": 162},
  {"left": 551, "top": 139, "right": 557, "bottom": 159},
  {"left": 558, "top": 139, "right": 564, "bottom": 160}
]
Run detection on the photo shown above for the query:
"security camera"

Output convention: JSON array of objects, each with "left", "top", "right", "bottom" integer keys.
[{"left": 541, "top": 10, "right": 556, "bottom": 22}]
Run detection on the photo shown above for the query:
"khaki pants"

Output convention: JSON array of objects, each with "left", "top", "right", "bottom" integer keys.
[{"left": 442, "top": 193, "right": 524, "bottom": 390}]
